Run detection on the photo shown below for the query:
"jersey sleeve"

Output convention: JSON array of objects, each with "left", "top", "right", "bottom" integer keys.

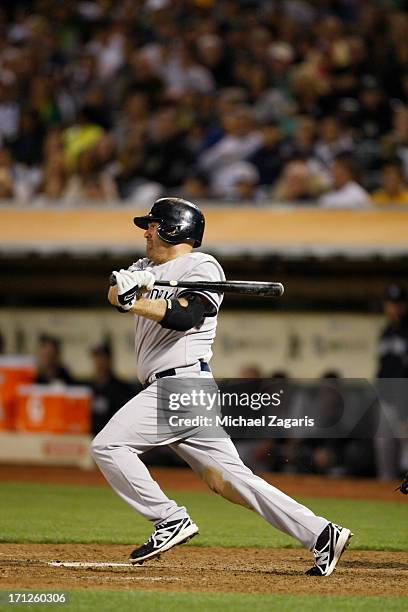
[
  {"left": 177, "top": 258, "right": 226, "bottom": 316},
  {"left": 127, "top": 258, "right": 149, "bottom": 272}
]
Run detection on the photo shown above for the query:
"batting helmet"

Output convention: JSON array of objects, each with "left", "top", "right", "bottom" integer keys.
[{"left": 133, "top": 198, "right": 205, "bottom": 248}]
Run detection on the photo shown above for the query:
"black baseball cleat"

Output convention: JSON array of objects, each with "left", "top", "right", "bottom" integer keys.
[
  {"left": 129, "top": 517, "right": 199, "bottom": 565},
  {"left": 306, "top": 522, "right": 353, "bottom": 577}
]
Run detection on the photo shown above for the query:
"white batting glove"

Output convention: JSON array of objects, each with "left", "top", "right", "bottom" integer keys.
[
  {"left": 111, "top": 269, "right": 155, "bottom": 311},
  {"left": 120, "top": 269, "right": 155, "bottom": 292}
]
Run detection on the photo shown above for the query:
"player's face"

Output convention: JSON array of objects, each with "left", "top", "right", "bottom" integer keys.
[
  {"left": 384, "top": 299, "right": 407, "bottom": 322},
  {"left": 144, "top": 222, "right": 166, "bottom": 262},
  {"left": 144, "top": 221, "right": 193, "bottom": 263}
]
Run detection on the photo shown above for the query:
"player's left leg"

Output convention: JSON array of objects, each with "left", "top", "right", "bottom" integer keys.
[
  {"left": 170, "top": 436, "right": 352, "bottom": 576},
  {"left": 91, "top": 387, "right": 199, "bottom": 563}
]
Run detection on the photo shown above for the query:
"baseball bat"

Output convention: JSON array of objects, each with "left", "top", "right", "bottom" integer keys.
[{"left": 109, "top": 274, "right": 284, "bottom": 297}]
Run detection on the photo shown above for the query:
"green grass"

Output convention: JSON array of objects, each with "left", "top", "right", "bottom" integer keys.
[
  {"left": 0, "top": 591, "right": 407, "bottom": 612},
  {"left": 0, "top": 481, "right": 407, "bottom": 551}
]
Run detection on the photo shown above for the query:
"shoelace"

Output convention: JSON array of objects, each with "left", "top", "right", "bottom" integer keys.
[
  {"left": 151, "top": 521, "right": 185, "bottom": 547},
  {"left": 134, "top": 519, "right": 189, "bottom": 556},
  {"left": 152, "top": 524, "right": 172, "bottom": 546}
]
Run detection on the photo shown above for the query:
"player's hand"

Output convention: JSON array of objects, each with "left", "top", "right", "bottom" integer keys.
[
  {"left": 121, "top": 269, "right": 155, "bottom": 292},
  {"left": 111, "top": 269, "right": 155, "bottom": 310}
]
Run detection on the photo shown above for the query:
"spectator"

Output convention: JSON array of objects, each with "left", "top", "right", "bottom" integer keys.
[
  {"left": 199, "top": 88, "right": 247, "bottom": 154},
  {"left": 198, "top": 106, "right": 262, "bottom": 197},
  {"left": 63, "top": 147, "right": 118, "bottom": 203},
  {"left": 314, "top": 116, "right": 354, "bottom": 168},
  {"left": 195, "top": 34, "right": 233, "bottom": 89},
  {"left": 0, "top": 147, "right": 15, "bottom": 199},
  {"left": 175, "top": 173, "right": 209, "bottom": 200},
  {"left": 87, "top": 344, "right": 134, "bottom": 436},
  {"left": 42, "top": 152, "right": 66, "bottom": 199},
  {"left": 115, "top": 125, "right": 149, "bottom": 200},
  {"left": 318, "top": 155, "right": 370, "bottom": 208},
  {"left": 62, "top": 106, "right": 104, "bottom": 170},
  {"left": 272, "top": 158, "right": 326, "bottom": 203},
  {"left": 221, "top": 161, "right": 262, "bottom": 201},
  {"left": 249, "top": 121, "right": 286, "bottom": 186},
  {"left": 139, "top": 107, "right": 192, "bottom": 190},
  {"left": 115, "top": 92, "right": 149, "bottom": 150},
  {"left": 281, "top": 117, "right": 331, "bottom": 185},
  {"left": 382, "top": 106, "right": 408, "bottom": 181},
  {"left": 41, "top": 127, "right": 66, "bottom": 199},
  {"left": 356, "top": 76, "right": 391, "bottom": 140},
  {"left": 95, "top": 133, "right": 119, "bottom": 181},
  {"left": 4, "top": 108, "right": 44, "bottom": 201},
  {"left": 0, "top": 145, "right": 39, "bottom": 202},
  {"left": 35, "top": 334, "right": 74, "bottom": 385},
  {"left": 289, "top": 62, "right": 329, "bottom": 118},
  {"left": 0, "top": 82, "right": 20, "bottom": 144},
  {"left": 267, "top": 42, "right": 295, "bottom": 94},
  {"left": 7, "top": 109, "right": 44, "bottom": 167},
  {"left": 86, "top": 24, "right": 125, "bottom": 83},
  {"left": 116, "top": 50, "right": 165, "bottom": 109},
  {"left": 160, "top": 44, "right": 215, "bottom": 98},
  {"left": 284, "top": 116, "right": 317, "bottom": 162},
  {"left": 30, "top": 75, "right": 61, "bottom": 126},
  {"left": 80, "top": 87, "right": 113, "bottom": 131},
  {"left": 372, "top": 160, "right": 408, "bottom": 205},
  {"left": 353, "top": 76, "right": 390, "bottom": 187}
]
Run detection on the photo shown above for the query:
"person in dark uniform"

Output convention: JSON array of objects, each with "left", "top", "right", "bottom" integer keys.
[
  {"left": 376, "top": 284, "right": 408, "bottom": 480},
  {"left": 378, "top": 284, "right": 408, "bottom": 378},
  {"left": 88, "top": 344, "right": 135, "bottom": 436},
  {"left": 35, "top": 334, "right": 74, "bottom": 384}
]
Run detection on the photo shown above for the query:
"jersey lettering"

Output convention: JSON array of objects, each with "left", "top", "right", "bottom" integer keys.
[{"left": 149, "top": 288, "right": 174, "bottom": 301}]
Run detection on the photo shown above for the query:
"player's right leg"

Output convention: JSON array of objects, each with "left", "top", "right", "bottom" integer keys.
[
  {"left": 170, "top": 436, "right": 352, "bottom": 576},
  {"left": 90, "top": 386, "right": 198, "bottom": 564}
]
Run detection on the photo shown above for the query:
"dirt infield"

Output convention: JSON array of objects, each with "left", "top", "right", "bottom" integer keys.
[
  {"left": 0, "top": 465, "right": 403, "bottom": 502},
  {"left": 1, "top": 465, "right": 407, "bottom": 598},
  {"left": 1, "top": 544, "right": 407, "bottom": 597}
]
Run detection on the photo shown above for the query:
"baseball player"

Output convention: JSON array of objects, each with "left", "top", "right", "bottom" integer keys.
[{"left": 91, "top": 197, "right": 352, "bottom": 576}]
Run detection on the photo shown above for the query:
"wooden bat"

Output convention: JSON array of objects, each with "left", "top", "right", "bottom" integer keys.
[{"left": 109, "top": 274, "right": 284, "bottom": 297}]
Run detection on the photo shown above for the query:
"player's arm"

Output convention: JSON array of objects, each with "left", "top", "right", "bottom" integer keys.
[
  {"left": 128, "top": 295, "right": 206, "bottom": 331},
  {"left": 108, "top": 271, "right": 206, "bottom": 330},
  {"left": 108, "top": 285, "right": 167, "bottom": 321},
  {"left": 175, "top": 259, "right": 225, "bottom": 318},
  {"left": 108, "top": 285, "right": 119, "bottom": 305}
]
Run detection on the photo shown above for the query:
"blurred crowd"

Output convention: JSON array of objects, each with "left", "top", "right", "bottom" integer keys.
[{"left": 1, "top": 0, "right": 408, "bottom": 205}]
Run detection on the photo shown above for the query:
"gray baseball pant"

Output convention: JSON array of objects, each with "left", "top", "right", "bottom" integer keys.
[{"left": 91, "top": 376, "right": 328, "bottom": 550}]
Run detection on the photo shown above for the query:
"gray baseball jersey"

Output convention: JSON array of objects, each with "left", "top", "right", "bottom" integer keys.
[{"left": 128, "top": 252, "right": 225, "bottom": 384}]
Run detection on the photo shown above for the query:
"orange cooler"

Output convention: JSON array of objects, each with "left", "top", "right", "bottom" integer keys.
[
  {"left": 16, "top": 385, "right": 67, "bottom": 433},
  {"left": 0, "top": 356, "right": 36, "bottom": 430},
  {"left": 65, "top": 387, "right": 91, "bottom": 433},
  {"left": 15, "top": 384, "right": 91, "bottom": 434}
]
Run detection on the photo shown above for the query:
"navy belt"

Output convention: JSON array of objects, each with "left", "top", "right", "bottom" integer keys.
[{"left": 142, "top": 361, "right": 211, "bottom": 389}]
